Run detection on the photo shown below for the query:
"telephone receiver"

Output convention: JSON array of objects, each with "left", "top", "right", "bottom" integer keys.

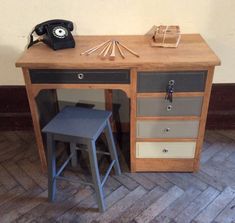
[{"left": 28, "top": 19, "right": 75, "bottom": 50}]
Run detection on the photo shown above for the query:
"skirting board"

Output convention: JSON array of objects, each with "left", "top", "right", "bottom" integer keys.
[{"left": 0, "top": 84, "right": 235, "bottom": 131}]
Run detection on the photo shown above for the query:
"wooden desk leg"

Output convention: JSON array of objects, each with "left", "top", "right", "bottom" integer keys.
[
  {"left": 194, "top": 67, "right": 215, "bottom": 171},
  {"left": 105, "top": 90, "right": 114, "bottom": 130},
  {"left": 22, "top": 68, "right": 47, "bottom": 173},
  {"left": 130, "top": 68, "right": 137, "bottom": 172}
]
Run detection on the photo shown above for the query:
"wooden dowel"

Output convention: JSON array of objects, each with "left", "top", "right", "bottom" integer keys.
[
  {"left": 87, "top": 40, "right": 111, "bottom": 55},
  {"left": 115, "top": 41, "right": 125, "bottom": 59},
  {"left": 80, "top": 40, "right": 110, "bottom": 55},
  {"left": 109, "top": 41, "right": 116, "bottom": 60},
  {"left": 102, "top": 41, "right": 112, "bottom": 58},
  {"left": 117, "top": 41, "right": 140, "bottom": 57},
  {"left": 98, "top": 41, "right": 112, "bottom": 57}
]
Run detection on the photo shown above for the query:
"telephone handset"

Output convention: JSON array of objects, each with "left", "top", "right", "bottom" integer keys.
[{"left": 28, "top": 19, "right": 75, "bottom": 50}]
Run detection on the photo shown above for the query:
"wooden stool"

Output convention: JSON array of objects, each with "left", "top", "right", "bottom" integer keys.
[{"left": 42, "top": 106, "right": 121, "bottom": 212}]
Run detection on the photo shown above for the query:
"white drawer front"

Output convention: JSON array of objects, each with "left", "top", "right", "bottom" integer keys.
[{"left": 136, "top": 142, "right": 196, "bottom": 158}]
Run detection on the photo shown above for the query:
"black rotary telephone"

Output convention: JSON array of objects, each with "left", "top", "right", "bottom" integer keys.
[{"left": 28, "top": 19, "right": 75, "bottom": 50}]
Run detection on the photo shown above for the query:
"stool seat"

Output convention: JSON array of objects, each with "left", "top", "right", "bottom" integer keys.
[{"left": 42, "top": 106, "right": 111, "bottom": 140}]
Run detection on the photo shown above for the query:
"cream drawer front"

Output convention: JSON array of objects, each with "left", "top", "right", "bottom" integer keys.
[
  {"left": 137, "top": 97, "right": 203, "bottom": 116},
  {"left": 136, "top": 120, "right": 199, "bottom": 138},
  {"left": 136, "top": 142, "right": 196, "bottom": 158}
]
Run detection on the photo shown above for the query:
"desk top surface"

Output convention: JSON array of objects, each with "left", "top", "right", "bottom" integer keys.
[{"left": 16, "top": 34, "right": 220, "bottom": 69}]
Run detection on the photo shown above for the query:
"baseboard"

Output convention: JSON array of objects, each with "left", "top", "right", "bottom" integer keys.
[
  {"left": 0, "top": 86, "right": 32, "bottom": 131},
  {"left": 1, "top": 84, "right": 235, "bottom": 131},
  {"left": 206, "top": 83, "right": 235, "bottom": 129}
]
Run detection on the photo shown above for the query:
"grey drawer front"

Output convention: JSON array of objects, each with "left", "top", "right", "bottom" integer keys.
[
  {"left": 137, "top": 97, "right": 203, "bottom": 116},
  {"left": 137, "top": 71, "right": 207, "bottom": 93},
  {"left": 29, "top": 69, "right": 130, "bottom": 84},
  {"left": 137, "top": 120, "right": 199, "bottom": 138}
]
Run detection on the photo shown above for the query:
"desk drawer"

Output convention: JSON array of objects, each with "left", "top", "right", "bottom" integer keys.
[
  {"left": 136, "top": 142, "right": 196, "bottom": 158},
  {"left": 137, "top": 96, "right": 203, "bottom": 116},
  {"left": 137, "top": 120, "right": 199, "bottom": 138},
  {"left": 137, "top": 71, "right": 207, "bottom": 93},
  {"left": 29, "top": 69, "right": 130, "bottom": 84}
]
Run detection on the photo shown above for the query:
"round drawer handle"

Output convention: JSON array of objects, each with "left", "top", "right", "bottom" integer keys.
[
  {"left": 164, "top": 128, "right": 170, "bottom": 132},
  {"left": 77, "top": 73, "right": 84, "bottom": 79},
  {"left": 167, "top": 105, "right": 172, "bottom": 111},
  {"left": 168, "top": 80, "right": 175, "bottom": 85},
  {"left": 162, "top": 149, "right": 168, "bottom": 153}
]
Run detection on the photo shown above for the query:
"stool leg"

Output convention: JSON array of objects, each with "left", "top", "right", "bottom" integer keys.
[
  {"left": 70, "top": 143, "right": 78, "bottom": 167},
  {"left": 104, "top": 121, "right": 121, "bottom": 176},
  {"left": 87, "top": 140, "right": 106, "bottom": 212},
  {"left": 47, "top": 133, "right": 56, "bottom": 202}
]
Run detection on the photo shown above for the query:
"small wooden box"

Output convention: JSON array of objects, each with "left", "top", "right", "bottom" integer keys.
[{"left": 151, "top": 25, "right": 181, "bottom": 48}]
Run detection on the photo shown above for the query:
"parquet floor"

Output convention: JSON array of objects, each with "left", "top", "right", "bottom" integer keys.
[{"left": 0, "top": 130, "right": 235, "bottom": 223}]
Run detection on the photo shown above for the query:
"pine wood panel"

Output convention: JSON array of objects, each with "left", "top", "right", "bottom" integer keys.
[
  {"left": 16, "top": 35, "right": 220, "bottom": 69},
  {"left": 135, "top": 158, "right": 195, "bottom": 172},
  {"left": 194, "top": 67, "right": 215, "bottom": 171}
]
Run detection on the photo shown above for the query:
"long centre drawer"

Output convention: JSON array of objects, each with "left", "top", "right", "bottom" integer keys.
[
  {"left": 29, "top": 69, "right": 130, "bottom": 84},
  {"left": 137, "top": 96, "right": 203, "bottom": 116},
  {"left": 136, "top": 120, "right": 199, "bottom": 138},
  {"left": 136, "top": 142, "right": 196, "bottom": 158}
]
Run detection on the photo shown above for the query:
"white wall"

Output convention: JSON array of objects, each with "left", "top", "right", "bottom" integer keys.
[{"left": 0, "top": 0, "right": 235, "bottom": 84}]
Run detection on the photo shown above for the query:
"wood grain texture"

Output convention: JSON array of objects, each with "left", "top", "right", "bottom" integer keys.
[
  {"left": 16, "top": 34, "right": 220, "bottom": 69},
  {"left": 96, "top": 186, "right": 147, "bottom": 223},
  {"left": 135, "top": 186, "right": 184, "bottom": 223},
  {"left": 22, "top": 68, "right": 47, "bottom": 172},
  {"left": 194, "top": 67, "right": 215, "bottom": 171},
  {"left": 154, "top": 187, "right": 201, "bottom": 223},
  {"left": 130, "top": 68, "right": 137, "bottom": 172},
  {"left": 214, "top": 197, "right": 235, "bottom": 223},
  {"left": 194, "top": 187, "right": 235, "bottom": 223},
  {"left": 112, "top": 186, "right": 165, "bottom": 223},
  {"left": 0, "top": 130, "right": 234, "bottom": 222},
  {"left": 135, "top": 158, "right": 195, "bottom": 172}
]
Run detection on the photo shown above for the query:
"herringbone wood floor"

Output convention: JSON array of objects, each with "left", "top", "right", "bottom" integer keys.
[{"left": 0, "top": 130, "right": 235, "bottom": 223}]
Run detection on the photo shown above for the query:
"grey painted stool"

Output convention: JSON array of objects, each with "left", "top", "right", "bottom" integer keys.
[{"left": 42, "top": 106, "right": 121, "bottom": 212}]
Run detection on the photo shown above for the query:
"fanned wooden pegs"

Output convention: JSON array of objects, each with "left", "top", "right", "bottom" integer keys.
[{"left": 81, "top": 39, "right": 139, "bottom": 60}]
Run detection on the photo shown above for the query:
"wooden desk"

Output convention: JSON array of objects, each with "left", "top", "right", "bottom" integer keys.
[{"left": 16, "top": 34, "right": 220, "bottom": 172}]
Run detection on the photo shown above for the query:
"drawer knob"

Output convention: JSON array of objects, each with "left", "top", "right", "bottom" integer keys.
[
  {"left": 77, "top": 73, "right": 84, "bottom": 79},
  {"left": 167, "top": 105, "right": 172, "bottom": 111},
  {"left": 168, "top": 80, "right": 175, "bottom": 85},
  {"left": 162, "top": 149, "right": 168, "bottom": 153},
  {"left": 164, "top": 128, "right": 170, "bottom": 132}
]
